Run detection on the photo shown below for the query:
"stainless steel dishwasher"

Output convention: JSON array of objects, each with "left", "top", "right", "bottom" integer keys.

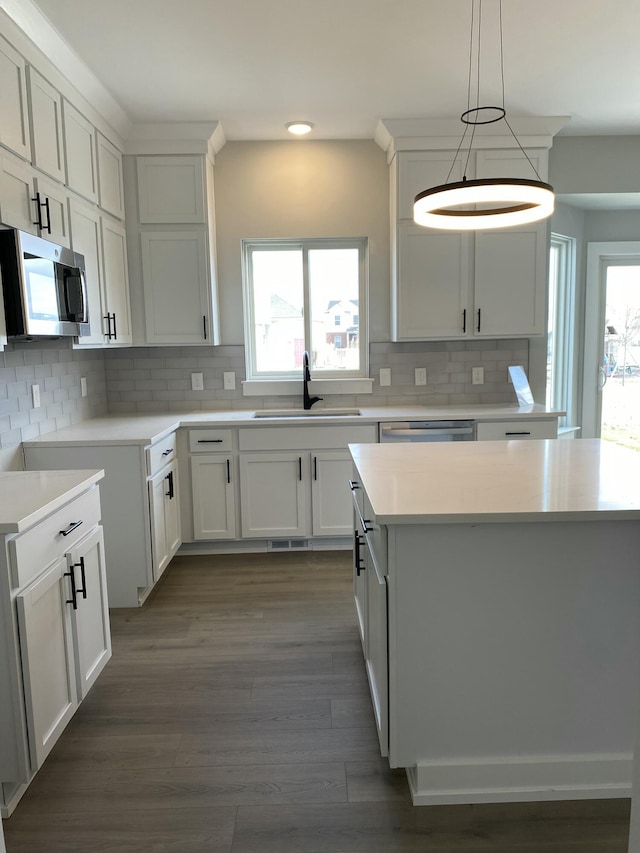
[{"left": 379, "top": 420, "right": 476, "bottom": 442}]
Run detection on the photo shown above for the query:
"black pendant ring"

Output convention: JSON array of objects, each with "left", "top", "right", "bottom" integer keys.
[{"left": 460, "top": 106, "right": 506, "bottom": 125}]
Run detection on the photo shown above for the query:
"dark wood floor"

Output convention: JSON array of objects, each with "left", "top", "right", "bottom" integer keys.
[{"left": 4, "top": 551, "right": 631, "bottom": 852}]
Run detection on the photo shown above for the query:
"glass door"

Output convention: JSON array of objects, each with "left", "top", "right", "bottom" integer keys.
[{"left": 583, "top": 242, "right": 640, "bottom": 450}]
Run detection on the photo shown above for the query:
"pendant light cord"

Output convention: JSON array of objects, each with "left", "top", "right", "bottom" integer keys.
[{"left": 447, "top": 0, "right": 543, "bottom": 185}]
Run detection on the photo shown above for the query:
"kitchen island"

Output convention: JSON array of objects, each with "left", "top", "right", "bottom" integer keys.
[{"left": 349, "top": 438, "right": 640, "bottom": 808}]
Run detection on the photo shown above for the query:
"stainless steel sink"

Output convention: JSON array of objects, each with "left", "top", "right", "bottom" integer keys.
[{"left": 252, "top": 408, "right": 361, "bottom": 418}]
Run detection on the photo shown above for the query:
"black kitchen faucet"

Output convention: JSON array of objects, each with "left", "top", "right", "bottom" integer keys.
[{"left": 302, "top": 350, "right": 322, "bottom": 410}]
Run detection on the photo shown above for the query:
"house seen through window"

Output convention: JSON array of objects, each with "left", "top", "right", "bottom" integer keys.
[{"left": 242, "top": 238, "right": 367, "bottom": 380}]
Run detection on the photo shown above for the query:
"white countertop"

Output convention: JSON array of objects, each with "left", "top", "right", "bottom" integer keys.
[
  {"left": 0, "top": 469, "right": 104, "bottom": 534},
  {"left": 21, "top": 404, "right": 562, "bottom": 448},
  {"left": 350, "top": 439, "right": 640, "bottom": 524}
]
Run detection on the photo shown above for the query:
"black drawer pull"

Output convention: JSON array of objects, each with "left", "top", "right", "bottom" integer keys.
[
  {"left": 348, "top": 479, "right": 359, "bottom": 491},
  {"left": 64, "top": 563, "right": 78, "bottom": 610},
  {"left": 198, "top": 439, "right": 223, "bottom": 443},
  {"left": 73, "top": 557, "right": 87, "bottom": 600},
  {"left": 162, "top": 448, "right": 174, "bottom": 456},
  {"left": 505, "top": 431, "right": 531, "bottom": 436},
  {"left": 59, "top": 520, "right": 83, "bottom": 537}
]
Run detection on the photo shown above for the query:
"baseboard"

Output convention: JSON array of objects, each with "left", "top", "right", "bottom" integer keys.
[
  {"left": 1, "top": 780, "right": 29, "bottom": 818},
  {"left": 178, "top": 537, "right": 350, "bottom": 556},
  {"left": 406, "top": 754, "right": 632, "bottom": 805}
]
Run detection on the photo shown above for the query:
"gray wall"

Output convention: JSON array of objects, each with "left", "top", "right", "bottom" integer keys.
[{"left": 213, "top": 140, "right": 391, "bottom": 344}]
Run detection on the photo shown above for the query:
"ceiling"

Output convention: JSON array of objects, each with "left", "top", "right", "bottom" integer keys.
[{"left": 25, "top": 0, "right": 640, "bottom": 142}]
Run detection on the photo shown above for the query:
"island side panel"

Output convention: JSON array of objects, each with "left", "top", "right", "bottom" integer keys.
[{"left": 387, "top": 519, "right": 640, "bottom": 804}]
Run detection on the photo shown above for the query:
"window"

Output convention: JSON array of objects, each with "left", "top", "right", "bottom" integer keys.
[
  {"left": 546, "top": 234, "right": 577, "bottom": 426},
  {"left": 242, "top": 238, "right": 367, "bottom": 380}
]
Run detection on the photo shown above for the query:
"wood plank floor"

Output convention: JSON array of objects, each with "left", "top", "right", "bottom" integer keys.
[{"left": 4, "top": 551, "right": 631, "bottom": 852}]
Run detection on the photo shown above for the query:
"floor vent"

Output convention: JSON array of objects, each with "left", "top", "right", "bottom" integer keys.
[{"left": 267, "top": 539, "right": 311, "bottom": 551}]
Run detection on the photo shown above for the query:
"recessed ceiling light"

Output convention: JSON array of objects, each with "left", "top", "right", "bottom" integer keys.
[{"left": 286, "top": 121, "right": 314, "bottom": 136}]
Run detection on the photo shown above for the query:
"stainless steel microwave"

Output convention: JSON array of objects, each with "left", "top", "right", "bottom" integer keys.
[{"left": 0, "top": 229, "right": 89, "bottom": 338}]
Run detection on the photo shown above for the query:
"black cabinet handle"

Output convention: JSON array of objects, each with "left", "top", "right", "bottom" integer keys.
[
  {"left": 298, "top": 457, "right": 302, "bottom": 481},
  {"left": 197, "top": 439, "right": 223, "bottom": 443},
  {"left": 43, "top": 196, "right": 52, "bottom": 233},
  {"left": 463, "top": 308, "right": 466, "bottom": 333},
  {"left": 112, "top": 313, "right": 117, "bottom": 340},
  {"left": 203, "top": 315, "right": 208, "bottom": 340},
  {"left": 72, "top": 557, "right": 87, "bottom": 600},
  {"left": 165, "top": 470, "right": 174, "bottom": 499},
  {"left": 32, "top": 192, "right": 43, "bottom": 229},
  {"left": 477, "top": 308, "right": 481, "bottom": 333},
  {"left": 64, "top": 563, "right": 78, "bottom": 610},
  {"left": 362, "top": 519, "right": 372, "bottom": 534},
  {"left": 226, "top": 458, "right": 231, "bottom": 484},
  {"left": 59, "top": 520, "right": 83, "bottom": 537},
  {"left": 354, "top": 531, "right": 366, "bottom": 576},
  {"left": 104, "top": 313, "right": 115, "bottom": 339},
  {"left": 313, "top": 456, "right": 317, "bottom": 481},
  {"left": 161, "top": 448, "right": 174, "bottom": 456},
  {"left": 349, "top": 479, "right": 359, "bottom": 491},
  {"left": 505, "top": 431, "right": 532, "bottom": 436}
]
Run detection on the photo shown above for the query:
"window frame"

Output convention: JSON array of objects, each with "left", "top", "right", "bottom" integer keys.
[
  {"left": 241, "top": 237, "right": 368, "bottom": 382},
  {"left": 547, "top": 233, "right": 577, "bottom": 427}
]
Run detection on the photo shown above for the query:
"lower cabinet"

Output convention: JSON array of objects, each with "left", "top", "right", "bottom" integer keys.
[
  {"left": 191, "top": 455, "right": 236, "bottom": 540},
  {"left": 24, "top": 430, "right": 181, "bottom": 608},
  {"left": 476, "top": 419, "right": 558, "bottom": 440},
  {"left": 1, "top": 481, "right": 111, "bottom": 816},
  {"left": 149, "top": 459, "right": 181, "bottom": 580},
  {"left": 239, "top": 452, "right": 308, "bottom": 538}
]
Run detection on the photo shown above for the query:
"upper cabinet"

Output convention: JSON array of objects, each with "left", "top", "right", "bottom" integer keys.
[
  {"left": 96, "top": 132, "right": 125, "bottom": 219},
  {"left": 26, "top": 66, "right": 65, "bottom": 183},
  {"left": 62, "top": 99, "right": 98, "bottom": 203},
  {"left": 0, "top": 34, "right": 31, "bottom": 161},
  {"left": 126, "top": 152, "right": 220, "bottom": 346},
  {"left": 391, "top": 148, "right": 549, "bottom": 342}
]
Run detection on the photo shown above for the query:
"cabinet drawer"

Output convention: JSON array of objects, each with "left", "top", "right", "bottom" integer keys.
[
  {"left": 188, "top": 428, "right": 233, "bottom": 453},
  {"left": 11, "top": 487, "right": 101, "bottom": 590},
  {"left": 147, "top": 432, "right": 177, "bottom": 475},
  {"left": 476, "top": 419, "right": 557, "bottom": 441},
  {"left": 239, "top": 424, "right": 376, "bottom": 451}
]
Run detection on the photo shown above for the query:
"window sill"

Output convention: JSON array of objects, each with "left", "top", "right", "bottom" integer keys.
[{"left": 242, "top": 378, "right": 374, "bottom": 397}]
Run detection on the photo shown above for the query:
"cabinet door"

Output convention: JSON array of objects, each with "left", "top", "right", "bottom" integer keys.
[
  {"left": 101, "top": 216, "right": 132, "bottom": 345},
  {"left": 149, "top": 461, "right": 180, "bottom": 581},
  {"left": 32, "top": 173, "right": 70, "bottom": 247},
  {"left": 353, "top": 514, "right": 368, "bottom": 656},
  {"left": 394, "top": 224, "right": 470, "bottom": 340},
  {"left": 239, "top": 452, "right": 308, "bottom": 538},
  {"left": 191, "top": 454, "right": 236, "bottom": 540},
  {"left": 26, "top": 67, "right": 65, "bottom": 183},
  {"left": 311, "top": 450, "right": 353, "bottom": 536},
  {"left": 366, "top": 545, "right": 389, "bottom": 757},
  {"left": 136, "top": 155, "right": 206, "bottom": 224},
  {"left": 140, "top": 230, "right": 211, "bottom": 345},
  {"left": 0, "top": 151, "right": 38, "bottom": 234},
  {"left": 69, "top": 197, "right": 107, "bottom": 345},
  {"left": 397, "top": 150, "right": 465, "bottom": 220},
  {"left": 96, "top": 132, "right": 124, "bottom": 219},
  {"left": 0, "top": 34, "right": 31, "bottom": 161},
  {"left": 66, "top": 526, "right": 111, "bottom": 699},
  {"left": 473, "top": 223, "right": 547, "bottom": 337},
  {"left": 62, "top": 99, "right": 98, "bottom": 203},
  {"left": 16, "top": 557, "right": 78, "bottom": 771}
]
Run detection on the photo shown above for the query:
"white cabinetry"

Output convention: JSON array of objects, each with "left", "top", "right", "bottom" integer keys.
[
  {"left": 0, "top": 151, "right": 70, "bottom": 246},
  {"left": 476, "top": 418, "right": 558, "bottom": 440},
  {"left": 0, "top": 477, "right": 110, "bottom": 816},
  {"left": 127, "top": 154, "right": 220, "bottom": 346},
  {"left": 188, "top": 428, "right": 236, "bottom": 541},
  {"left": 237, "top": 424, "right": 377, "bottom": 542},
  {"left": 24, "top": 430, "right": 181, "bottom": 608},
  {"left": 26, "top": 66, "right": 65, "bottom": 183},
  {"left": 148, "top": 456, "right": 181, "bottom": 581},
  {"left": 100, "top": 216, "right": 132, "bottom": 345},
  {"left": 391, "top": 149, "right": 548, "bottom": 341},
  {"left": 96, "top": 132, "right": 125, "bottom": 219},
  {"left": 0, "top": 34, "right": 31, "bottom": 161},
  {"left": 62, "top": 99, "right": 98, "bottom": 203}
]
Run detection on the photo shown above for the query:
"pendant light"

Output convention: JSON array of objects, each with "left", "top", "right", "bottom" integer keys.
[{"left": 413, "top": 0, "right": 554, "bottom": 231}]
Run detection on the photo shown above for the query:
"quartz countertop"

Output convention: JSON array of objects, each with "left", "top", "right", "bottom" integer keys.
[
  {"left": 349, "top": 438, "right": 640, "bottom": 524},
  {"left": 21, "top": 404, "right": 562, "bottom": 448},
  {"left": 0, "top": 469, "right": 104, "bottom": 534}
]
